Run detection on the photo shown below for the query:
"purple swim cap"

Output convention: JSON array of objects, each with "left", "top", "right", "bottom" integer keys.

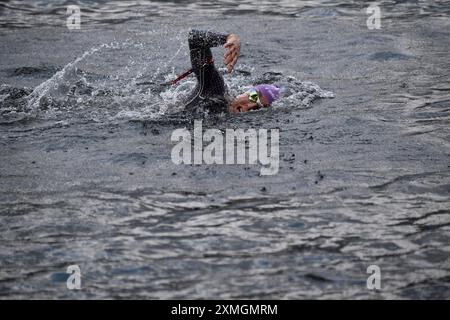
[{"left": 255, "top": 84, "right": 281, "bottom": 105}]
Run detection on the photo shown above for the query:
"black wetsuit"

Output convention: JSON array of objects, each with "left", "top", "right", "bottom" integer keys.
[{"left": 183, "top": 29, "right": 230, "bottom": 113}]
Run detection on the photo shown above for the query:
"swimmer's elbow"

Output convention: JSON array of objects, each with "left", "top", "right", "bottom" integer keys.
[
  {"left": 188, "top": 29, "right": 228, "bottom": 48},
  {"left": 188, "top": 29, "right": 202, "bottom": 47}
]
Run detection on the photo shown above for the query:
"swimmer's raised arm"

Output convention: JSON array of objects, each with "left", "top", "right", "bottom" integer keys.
[{"left": 189, "top": 29, "right": 240, "bottom": 73}]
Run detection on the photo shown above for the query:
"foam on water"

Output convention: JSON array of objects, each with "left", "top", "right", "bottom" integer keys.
[{"left": 25, "top": 44, "right": 107, "bottom": 111}]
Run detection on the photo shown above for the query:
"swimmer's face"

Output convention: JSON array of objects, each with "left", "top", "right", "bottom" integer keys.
[
  {"left": 229, "top": 89, "right": 271, "bottom": 113},
  {"left": 229, "top": 93, "right": 259, "bottom": 113}
]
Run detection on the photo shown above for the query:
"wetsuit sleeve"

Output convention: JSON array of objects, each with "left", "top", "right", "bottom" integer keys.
[
  {"left": 184, "top": 29, "right": 229, "bottom": 112},
  {"left": 188, "top": 29, "right": 229, "bottom": 49}
]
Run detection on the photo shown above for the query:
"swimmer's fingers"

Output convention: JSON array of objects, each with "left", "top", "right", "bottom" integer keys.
[
  {"left": 227, "top": 56, "right": 238, "bottom": 73},
  {"left": 224, "top": 42, "right": 236, "bottom": 56},
  {"left": 224, "top": 45, "right": 238, "bottom": 59},
  {"left": 226, "top": 53, "right": 238, "bottom": 73},
  {"left": 224, "top": 34, "right": 240, "bottom": 61},
  {"left": 224, "top": 48, "right": 240, "bottom": 72},
  {"left": 231, "top": 54, "right": 239, "bottom": 68},
  {"left": 224, "top": 50, "right": 232, "bottom": 63},
  {"left": 229, "top": 45, "right": 240, "bottom": 72},
  {"left": 224, "top": 51, "right": 235, "bottom": 65},
  {"left": 224, "top": 35, "right": 240, "bottom": 73}
]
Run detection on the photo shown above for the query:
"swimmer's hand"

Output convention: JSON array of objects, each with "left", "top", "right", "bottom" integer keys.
[{"left": 224, "top": 34, "right": 240, "bottom": 73}]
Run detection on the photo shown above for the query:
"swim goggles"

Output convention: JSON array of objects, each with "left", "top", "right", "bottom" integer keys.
[{"left": 247, "top": 88, "right": 264, "bottom": 108}]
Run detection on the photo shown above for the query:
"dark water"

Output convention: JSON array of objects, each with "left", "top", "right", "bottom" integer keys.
[{"left": 0, "top": 1, "right": 449, "bottom": 299}]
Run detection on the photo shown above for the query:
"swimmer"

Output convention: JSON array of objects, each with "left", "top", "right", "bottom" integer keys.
[{"left": 173, "top": 29, "right": 281, "bottom": 114}]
